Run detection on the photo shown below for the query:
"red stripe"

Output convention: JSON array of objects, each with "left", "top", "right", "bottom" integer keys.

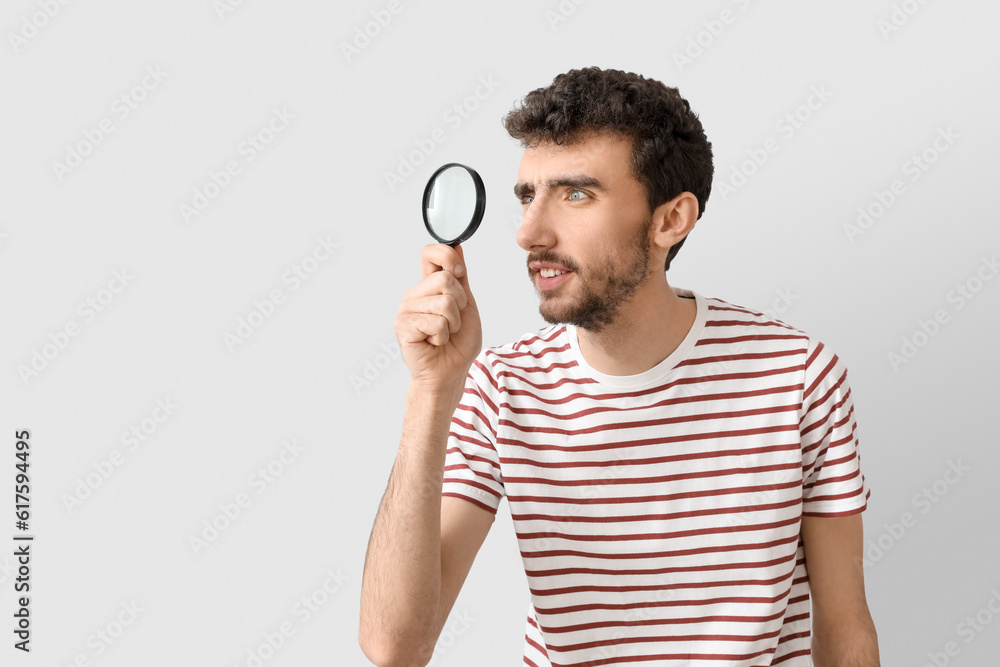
[
  {"left": 551, "top": 629, "right": 783, "bottom": 655},
  {"left": 440, "top": 491, "right": 497, "bottom": 515},
  {"left": 542, "top": 609, "right": 789, "bottom": 639},
  {"left": 449, "top": 417, "right": 499, "bottom": 451},
  {"left": 501, "top": 442, "right": 801, "bottom": 471},
  {"left": 516, "top": 516, "right": 801, "bottom": 543},
  {"left": 493, "top": 342, "right": 571, "bottom": 360},
  {"left": 534, "top": 586, "right": 792, "bottom": 617},
  {"left": 443, "top": 447, "right": 501, "bottom": 474},
  {"left": 809, "top": 465, "right": 860, "bottom": 489},
  {"left": 706, "top": 302, "right": 802, "bottom": 326},
  {"left": 519, "top": 532, "right": 801, "bottom": 561},
  {"left": 497, "top": 372, "right": 598, "bottom": 392},
  {"left": 441, "top": 477, "right": 501, "bottom": 500},
  {"left": 697, "top": 331, "right": 808, "bottom": 346},
  {"left": 501, "top": 404, "right": 800, "bottom": 437},
  {"left": 499, "top": 359, "right": 582, "bottom": 375},
  {"left": 504, "top": 384, "right": 804, "bottom": 420},
  {"left": 772, "top": 648, "right": 811, "bottom": 664},
  {"left": 802, "top": 501, "right": 866, "bottom": 517},
  {"left": 511, "top": 497, "right": 802, "bottom": 525},
  {"left": 443, "top": 460, "right": 501, "bottom": 482},
  {"left": 804, "top": 486, "right": 865, "bottom": 504},
  {"left": 498, "top": 425, "right": 801, "bottom": 454},
  {"left": 676, "top": 347, "right": 804, "bottom": 368},
  {"left": 459, "top": 384, "right": 499, "bottom": 419},
  {"left": 502, "top": 461, "right": 802, "bottom": 489},
  {"left": 496, "top": 364, "right": 805, "bottom": 407},
  {"left": 511, "top": 325, "right": 565, "bottom": 351},
  {"left": 530, "top": 570, "right": 796, "bottom": 598},
  {"left": 508, "top": 478, "right": 802, "bottom": 506},
  {"left": 524, "top": 553, "right": 795, "bottom": 579},
  {"left": 453, "top": 403, "right": 496, "bottom": 435},
  {"left": 803, "top": 346, "right": 835, "bottom": 400},
  {"left": 801, "top": 371, "right": 849, "bottom": 435},
  {"left": 802, "top": 406, "right": 855, "bottom": 463},
  {"left": 706, "top": 318, "right": 799, "bottom": 331},
  {"left": 447, "top": 431, "right": 501, "bottom": 458},
  {"left": 471, "top": 357, "right": 499, "bottom": 392},
  {"left": 524, "top": 635, "right": 549, "bottom": 660}
]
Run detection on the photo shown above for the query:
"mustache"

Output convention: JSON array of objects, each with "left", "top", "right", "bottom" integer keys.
[{"left": 526, "top": 251, "right": 581, "bottom": 274}]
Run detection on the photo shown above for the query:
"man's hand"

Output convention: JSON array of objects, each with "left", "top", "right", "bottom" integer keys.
[{"left": 394, "top": 243, "right": 482, "bottom": 398}]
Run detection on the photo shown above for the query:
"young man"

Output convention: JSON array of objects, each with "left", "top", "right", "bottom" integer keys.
[{"left": 359, "top": 67, "right": 880, "bottom": 667}]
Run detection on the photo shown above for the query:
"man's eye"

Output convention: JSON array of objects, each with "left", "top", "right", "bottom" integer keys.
[
  {"left": 568, "top": 189, "right": 587, "bottom": 201},
  {"left": 520, "top": 195, "right": 534, "bottom": 205}
]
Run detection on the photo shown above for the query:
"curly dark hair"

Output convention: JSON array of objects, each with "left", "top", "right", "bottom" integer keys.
[{"left": 503, "top": 67, "right": 714, "bottom": 271}]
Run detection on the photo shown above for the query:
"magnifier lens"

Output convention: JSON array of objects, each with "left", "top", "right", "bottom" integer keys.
[{"left": 422, "top": 163, "right": 486, "bottom": 246}]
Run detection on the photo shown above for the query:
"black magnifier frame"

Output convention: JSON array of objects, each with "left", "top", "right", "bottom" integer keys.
[{"left": 421, "top": 162, "right": 487, "bottom": 246}]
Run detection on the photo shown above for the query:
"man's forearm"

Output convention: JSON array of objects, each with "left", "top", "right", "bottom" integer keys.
[
  {"left": 358, "top": 384, "right": 462, "bottom": 663},
  {"left": 812, "top": 617, "right": 881, "bottom": 667}
]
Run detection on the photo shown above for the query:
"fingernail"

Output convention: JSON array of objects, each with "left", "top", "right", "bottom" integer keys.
[{"left": 454, "top": 264, "right": 465, "bottom": 276}]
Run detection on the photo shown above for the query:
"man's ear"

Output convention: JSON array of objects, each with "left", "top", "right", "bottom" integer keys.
[{"left": 651, "top": 191, "right": 699, "bottom": 253}]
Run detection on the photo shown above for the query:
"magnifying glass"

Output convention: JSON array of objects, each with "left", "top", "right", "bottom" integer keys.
[{"left": 422, "top": 163, "right": 486, "bottom": 246}]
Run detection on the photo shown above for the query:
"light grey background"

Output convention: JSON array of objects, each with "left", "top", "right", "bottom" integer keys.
[{"left": 1, "top": 1, "right": 998, "bottom": 665}]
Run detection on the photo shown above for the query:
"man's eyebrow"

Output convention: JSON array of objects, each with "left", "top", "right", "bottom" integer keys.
[{"left": 513, "top": 175, "right": 606, "bottom": 198}]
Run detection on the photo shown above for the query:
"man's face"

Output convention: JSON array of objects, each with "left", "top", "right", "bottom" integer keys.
[{"left": 514, "top": 133, "right": 655, "bottom": 332}]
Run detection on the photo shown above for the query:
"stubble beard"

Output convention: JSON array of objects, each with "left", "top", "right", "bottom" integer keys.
[{"left": 534, "top": 214, "right": 654, "bottom": 333}]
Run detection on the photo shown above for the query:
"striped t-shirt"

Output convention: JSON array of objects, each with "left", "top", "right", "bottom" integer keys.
[{"left": 441, "top": 287, "right": 871, "bottom": 666}]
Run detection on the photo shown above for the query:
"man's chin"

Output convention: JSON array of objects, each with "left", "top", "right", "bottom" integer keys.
[
  {"left": 537, "top": 295, "right": 573, "bottom": 324},
  {"left": 538, "top": 302, "right": 570, "bottom": 326},
  {"left": 538, "top": 306, "right": 603, "bottom": 332},
  {"left": 539, "top": 294, "right": 622, "bottom": 332},
  {"left": 538, "top": 308, "right": 563, "bottom": 326}
]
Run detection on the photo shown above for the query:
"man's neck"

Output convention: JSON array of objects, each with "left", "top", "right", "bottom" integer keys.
[{"left": 576, "top": 278, "right": 697, "bottom": 376}]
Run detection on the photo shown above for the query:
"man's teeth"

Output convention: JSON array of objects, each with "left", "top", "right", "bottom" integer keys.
[{"left": 540, "top": 268, "right": 567, "bottom": 278}]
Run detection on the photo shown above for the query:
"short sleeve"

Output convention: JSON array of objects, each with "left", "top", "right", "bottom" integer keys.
[
  {"left": 441, "top": 351, "right": 505, "bottom": 515},
  {"left": 799, "top": 338, "right": 871, "bottom": 517}
]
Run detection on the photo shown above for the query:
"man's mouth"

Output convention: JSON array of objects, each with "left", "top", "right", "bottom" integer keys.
[
  {"left": 533, "top": 268, "right": 573, "bottom": 291},
  {"left": 528, "top": 258, "right": 576, "bottom": 291}
]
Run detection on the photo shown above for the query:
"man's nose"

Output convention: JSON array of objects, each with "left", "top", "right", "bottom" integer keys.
[{"left": 515, "top": 201, "right": 555, "bottom": 251}]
